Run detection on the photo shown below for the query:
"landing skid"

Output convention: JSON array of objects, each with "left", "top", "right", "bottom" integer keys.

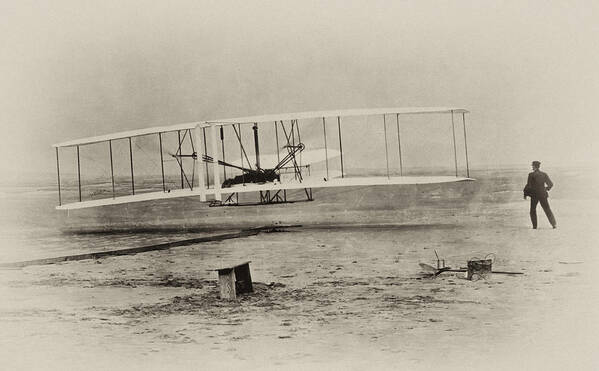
[{"left": 209, "top": 188, "right": 314, "bottom": 207}]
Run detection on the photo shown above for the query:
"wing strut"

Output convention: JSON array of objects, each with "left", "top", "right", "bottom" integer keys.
[
  {"left": 295, "top": 121, "right": 302, "bottom": 168},
  {"left": 158, "top": 133, "right": 165, "bottom": 192},
  {"left": 109, "top": 140, "right": 115, "bottom": 198},
  {"left": 274, "top": 121, "right": 280, "bottom": 163},
  {"left": 77, "top": 145, "right": 82, "bottom": 201},
  {"left": 462, "top": 112, "right": 470, "bottom": 178},
  {"left": 211, "top": 125, "right": 222, "bottom": 201},
  {"left": 202, "top": 127, "right": 210, "bottom": 188},
  {"left": 396, "top": 114, "right": 404, "bottom": 176},
  {"left": 55, "top": 147, "right": 61, "bottom": 206},
  {"left": 128, "top": 138, "right": 135, "bottom": 195},
  {"left": 451, "top": 110, "right": 458, "bottom": 177},
  {"left": 193, "top": 125, "right": 206, "bottom": 200},
  {"left": 177, "top": 130, "right": 184, "bottom": 189},
  {"left": 253, "top": 123, "right": 261, "bottom": 169},
  {"left": 220, "top": 126, "right": 227, "bottom": 180},
  {"left": 383, "top": 114, "right": 390, "bottom": 179},
  {"left": 337, "top": 116, "right": 344, "bottom": 178},
  {"left": 236, "top": 124, "right": 245, "bottom": 185},
  {"left": 189, "top": 129, "right": 195, "bottom": 155},
  {"left": 291, "top": 120, "right": 296, "bottom": 167},
  {"left": 322, "top": 117, "right": 329, "bottom": 180}
]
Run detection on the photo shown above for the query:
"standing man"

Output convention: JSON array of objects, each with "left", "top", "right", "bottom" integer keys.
[{"left": 523, "top": 161, "right": 557, "bottom": 229}]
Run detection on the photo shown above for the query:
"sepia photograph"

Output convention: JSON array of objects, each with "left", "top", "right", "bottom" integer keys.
[{"left": 0, "top": 1, "right": 598, "bottom": 370}]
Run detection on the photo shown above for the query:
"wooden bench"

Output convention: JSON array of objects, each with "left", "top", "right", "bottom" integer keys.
[{"left": 214, "top": 261, "right": 253, "bottom": 300}]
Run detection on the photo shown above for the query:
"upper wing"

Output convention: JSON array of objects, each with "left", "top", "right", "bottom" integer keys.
[
  {"left": 53, "top": 122, "right": 204, "bottom": 148},
  {"left": 53, "top": 107, "right": 469, "bottom": 148},
  {"left": 205, "top": 107, "right": 469, "bottom": 125}
]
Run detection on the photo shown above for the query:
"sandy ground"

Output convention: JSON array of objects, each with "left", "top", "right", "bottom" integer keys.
[{"left": 1, "top": 170, "right": 598, "bottom": 370}]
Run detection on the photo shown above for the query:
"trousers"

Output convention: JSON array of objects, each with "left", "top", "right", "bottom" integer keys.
[{"left": 530, "top": 196, "right": 556, "bottom": 228}]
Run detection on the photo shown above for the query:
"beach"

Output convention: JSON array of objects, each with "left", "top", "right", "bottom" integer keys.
[{"left": 0, "top": 167, "right": 598, "bottom": 370}]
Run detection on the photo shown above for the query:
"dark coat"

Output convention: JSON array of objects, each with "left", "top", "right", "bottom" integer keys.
[{"left": 524, "top": 170, "right": 553, "bottom": 198}]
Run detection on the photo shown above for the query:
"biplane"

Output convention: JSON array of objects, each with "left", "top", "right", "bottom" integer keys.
[{"left": 52, "top": 108, "right": 473, "bottom": 211}]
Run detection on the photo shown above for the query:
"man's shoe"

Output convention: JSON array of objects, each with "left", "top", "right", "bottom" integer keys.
[{"left": 552, "top": 225, "right": 557, "bottom": 229}]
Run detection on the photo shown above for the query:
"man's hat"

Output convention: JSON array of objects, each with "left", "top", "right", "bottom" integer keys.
[{"left": 532, "top": 161, "right": 541, "bottom": 167}]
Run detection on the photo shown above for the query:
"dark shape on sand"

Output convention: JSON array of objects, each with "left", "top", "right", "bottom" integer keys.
[
  {"left": 214, "top": 261, "right": 254, "bottom": 300},
  {"left": 0, "top": 226, "right": 300, "bottom": 269}
]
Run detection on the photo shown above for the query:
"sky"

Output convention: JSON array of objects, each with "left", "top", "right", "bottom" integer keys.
[{"left": 1, "top": 0, "right": 598, "bottom": 179}]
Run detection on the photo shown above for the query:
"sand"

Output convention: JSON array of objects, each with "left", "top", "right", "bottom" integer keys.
[{"left": 0, "top": 168, "right": 598, "bottom": 370}]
